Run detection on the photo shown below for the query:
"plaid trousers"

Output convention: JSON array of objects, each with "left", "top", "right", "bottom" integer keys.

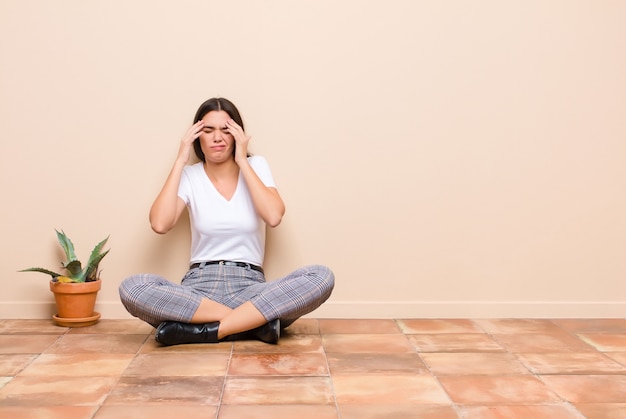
[{"left": 119, "top": 264, "right": 334, "bottom": 327}]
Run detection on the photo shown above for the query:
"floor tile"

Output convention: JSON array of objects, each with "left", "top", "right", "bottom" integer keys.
[
  {"left": 552, "top": 319, "right": 626, "bottom": 334},
  {"left": 0, "top": 406, "right": 98, "bottom": 419},
  {"left": 573, "top": 403, "right": 626, "bottom": 419},
  {"left": 0, "top": 376, "right": 12, "bottom": 389},
  {"left": 398, "top": 319, "right": 483, "bottom": 334},
  {"left": 606, "top": 352, "right": 626, "bottom": 366},
  {"left": 0, "top": 335, "right": 60, "bottom": 354},
  {"left": 68, "top": 319, "right": 154, "bottom": 335},
  {"left": 95, "top": 405, "right": 219, "bottom": 418},
  {"left": 327, "top": 352, "right": 427, "bottom": 375},
  {"left": 140, "top": 338, "right": 233, "bottom": 353},
  {"left": 222, "top": 376, "right": 334, "bottom": 404},
  {"left": 0, "top": 355, "right": 36, "bottom": 376},
  {"left": 474, "top": 319, "right": 564, "bottom": 334},
  {"left": 104, "top": 376, "right": 224, "bottom": 405},
  {"left": 438, "top": 375, "right": 560, "bottom": 404},
  {"left": 0, "top": 376, "right": 118, "bottom": 406},
  {"left": 228, "top": 353, "right": 328, "bottom": 376},
  {"left": 492, "top": 332, "right": 596, "bottom": 353},
  {"left": 459, "top": 404, "right": 584, "bottom": 418},
  {"left": 218, "top": 404, "right": 339, "bottom": 419},
  {"left": 282, "top": 318, "right": 320, "bottom": 335},
  {"left": 123, "top": 353, "right": 229, "bottom": 376},
  {"left": 322, "top": 334, "right": 414, "bottom": 353},
  {"left": 540, "top": 375, "right": 626, "bottom": 402},
  {"left": 318, "top": 319, "right": 401, "bottom": 334},
  {"left": 421, "top": 353, "right": 531, "bottom": 375},
  {"left": 233, "top": 334, "right": 323, "bottom": 354},
  {"left": 19, "top": 354, "right": 134, "bottom": 376},
  {"left": 44, "top": 334, "right": 147, "bottom": 354},
  {"left": 0, "top": 317, "right": 623, "bottom": 415},
  {"left": 517, "top": 352, "right": 626, "bottom": 374},
  {"left": 0, "top": 319, "right": 69, "bottom": 334},
  {"left": 338, "top": 403, "right": 459, "bottom": 419},
  {"left": 408, "top": 333, "right": 504, "bottom": 352},
  {"left": 332, "top": 374, "right": 451, "bottom": 404},
  {"left": 577, "top": 333, "right": 626, "bottom": 352}
]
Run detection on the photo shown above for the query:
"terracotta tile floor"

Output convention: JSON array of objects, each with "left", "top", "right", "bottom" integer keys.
[{"left": 1, "top": 318, "right": 625, "bottom": 418}]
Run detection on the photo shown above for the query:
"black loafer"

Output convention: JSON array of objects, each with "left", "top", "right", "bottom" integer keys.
[
  {"left": 252, "top": 318, "right": 280, "bottom": 344},
  {"left": 222, "top": 318, "right": 281, "bottom": 344},
  {"left": 155, "top": 321, "right": 220, "bottom": 346}
]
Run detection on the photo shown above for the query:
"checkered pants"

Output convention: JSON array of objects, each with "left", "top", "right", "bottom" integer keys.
[{"left": 119, "top": 264, "right": 334, "bottom": 327}]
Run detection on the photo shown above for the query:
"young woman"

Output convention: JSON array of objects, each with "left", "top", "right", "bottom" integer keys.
[{"left": 119, "top": 98, "right": 334, "bottom": 345}]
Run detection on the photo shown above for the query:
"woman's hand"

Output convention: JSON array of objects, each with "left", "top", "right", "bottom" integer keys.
[
  {"left": 176, "top": 120, "right": 205, "bottom": 164},
  {"left": 224, "top": 118, "right": 284, "bottom": 226},
  {"left": 225, "top": 118, "right": 251, "bottom": 164},
  {"left": 149, "top": 120, "right": 204, "bottom": 234}
]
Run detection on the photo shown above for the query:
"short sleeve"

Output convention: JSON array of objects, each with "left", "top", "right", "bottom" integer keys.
[
  {"left": 249, "top": 155, "right": 277, "bottom": 188},
  {"left": 177, "top": 165, "right": 193, "bottom": 205}
]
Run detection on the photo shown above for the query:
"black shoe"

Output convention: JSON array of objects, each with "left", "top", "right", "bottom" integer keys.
[
  {"left": 253, "top": 318, "right": 280, "bottom": 344},
  {"left": 155, "top": 321, "right": 220, "bottom": 346},
  {"left": 222, "top": 318, "right": 281, "bottom": 344}
]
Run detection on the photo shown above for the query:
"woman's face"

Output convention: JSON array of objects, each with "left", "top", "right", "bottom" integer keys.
[{"left": 198, "top": 110, "right": 235, "bottom": 163}]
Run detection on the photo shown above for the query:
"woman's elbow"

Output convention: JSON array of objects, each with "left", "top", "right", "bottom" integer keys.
[
  {"left": 150, "top": 223, "right": 170, "bottom": 234},
  {"left": 149, "top": 217, "right": 174, "bottom": 234},
  {"left": 151, "top": 225, "right": 169, "bottom": 234},
  {"left": 265, "top": 208, "right": 285, "bottom": 228},
  {"left": 265, "top": 214, "right": 283, "bottom": 228}
]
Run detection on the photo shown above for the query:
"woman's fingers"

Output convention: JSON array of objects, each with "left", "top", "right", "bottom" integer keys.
[
  {"left": 186, "top": 120, "right": 205, "bottom": 142},
  {"left": 226, "top": 119, "right": 250, "bottom": 143},
  {"left": 177, "top": 121, "right": 204, "bottom": 163}
]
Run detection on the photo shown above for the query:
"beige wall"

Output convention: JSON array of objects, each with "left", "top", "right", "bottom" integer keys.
[{"left": 1, "top": 0, "right": 625, "bottom": 319}]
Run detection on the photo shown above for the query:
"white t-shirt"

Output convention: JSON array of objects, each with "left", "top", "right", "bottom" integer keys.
[{"left": 177, "top": 156, "right": 277, "bottom": 267}]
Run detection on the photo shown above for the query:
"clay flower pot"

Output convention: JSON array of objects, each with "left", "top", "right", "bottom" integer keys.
[
  {"left": 20, "top": 230, "right": 109, "bottom": 327},
  {"left": 49, "top": 279, "right": 102, "bottom": 327}
]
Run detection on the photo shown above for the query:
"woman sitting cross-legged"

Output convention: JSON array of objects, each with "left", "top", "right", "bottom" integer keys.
[{"left": 119, "top": 97, "right": 334, "bottom": 345}]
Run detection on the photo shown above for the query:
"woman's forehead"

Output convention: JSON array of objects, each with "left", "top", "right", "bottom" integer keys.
[{"left": 201, "top": 110, "right": 229, "bottom": 124}]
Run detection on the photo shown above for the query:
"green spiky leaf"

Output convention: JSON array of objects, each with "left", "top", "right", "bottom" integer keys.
[
  {"left": 20, "top": 231, "right": 110, "bottom": 282},
  {"left": 88, "top": 236, "right": 109, "bottom": 265},
  {"left": 56, "top": 230, "right": 78, "bottom": 263},
  {"left": 19, "top": 267, "right": 62, "bottom": 279},
  {"left": 85, "top": 247, "right": 110, "bottom": 281}
]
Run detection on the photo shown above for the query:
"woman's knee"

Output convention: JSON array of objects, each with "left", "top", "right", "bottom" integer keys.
[
  {"left": 118, "top": 273, "right": 164, "bottom": 307},
  {"left": 118, "top": 275, "right": 142, "bottom": 314},
  {"left": 309, "top": 264, "right": 335, "bottom": 298},
  {"left": 118, "top": 275, "right": 142, "bottom": 302},
  {"left": 324, "top": 268, "right": 335, "bottom": 298}
]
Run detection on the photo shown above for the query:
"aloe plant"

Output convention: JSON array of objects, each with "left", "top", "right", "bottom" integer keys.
[{"left": 20, "top": 230, "right": 110, "bottom": 283}]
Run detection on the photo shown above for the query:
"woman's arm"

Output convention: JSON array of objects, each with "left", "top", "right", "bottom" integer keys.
[
  {"left": 238, "top": 160, "right": 285, "bottom": 227},
  {"left": 149, "top": 121, "right": 204, "bottom": 234},
  {"left": 226, "top": 119, "right": 285, "bottom": 227}
]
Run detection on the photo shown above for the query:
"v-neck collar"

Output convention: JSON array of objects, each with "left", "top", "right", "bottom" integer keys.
[{"left": 203, "top": 167, "right": 241, "bottom": 202}]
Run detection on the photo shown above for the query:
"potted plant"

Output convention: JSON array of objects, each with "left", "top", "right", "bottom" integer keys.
[{"left": 20, "top": 230, "right": 110, "bottom": 327}]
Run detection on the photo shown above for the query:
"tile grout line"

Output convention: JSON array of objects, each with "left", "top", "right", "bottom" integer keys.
[
  {"left": 318, "top": 320, "right": 342, "bottom": 418},
  {"left": 471, "top": 319, "right": 572, "bottom": 412},
  {"left": 216, "top": 341, "right": 235, "bottom": 418},
  {"left": 93, "top": 331, "right": 152, "bottom": 418},
  {"left": 531, "top": 319, "right": 617, "bottom": 418},
  {"left": 8, "top": 327, "right": 70, "bottom": 388},
  {"left": 472, "top": 319, "right": 619, "bottom": 417},
  {"left": 397, "top": 319, "right": 464, "bottom": 417}
]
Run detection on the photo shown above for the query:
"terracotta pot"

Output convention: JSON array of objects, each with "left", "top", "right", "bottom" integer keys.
[{"left": 49, "top": 279, "right": 101, "bottom": 326}]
